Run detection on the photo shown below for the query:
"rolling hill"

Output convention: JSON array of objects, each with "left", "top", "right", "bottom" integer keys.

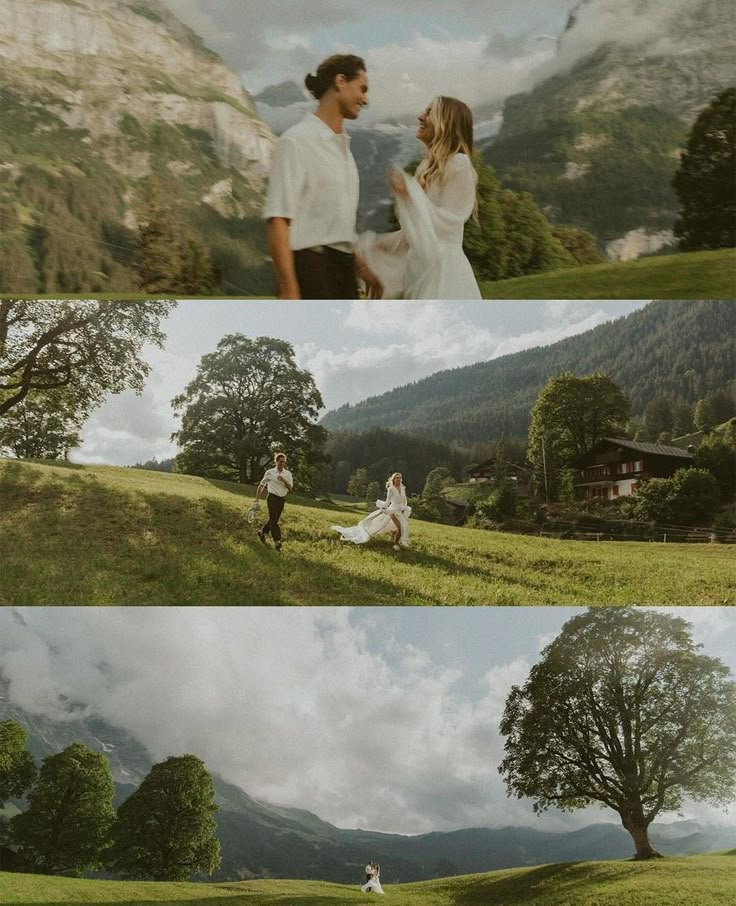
[
  {"left": 1, "top": 854, "right": 735, "bottom": 904},
  {"left": 321, "top": 300, "right": 736, "bottom": 442},
  {"left": 1, "top": 458, "right": 733, "bottom": 607}
]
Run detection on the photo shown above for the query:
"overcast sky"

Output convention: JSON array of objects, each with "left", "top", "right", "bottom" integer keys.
[
  {"left": 158, "top": 1, "right": 696, "bottom": 122},
  {"left": 1, "top": 606, "right": 734, "bottom": 835},
  {"left": 73, "top": 300, "right": 648, "bottom": 466}
]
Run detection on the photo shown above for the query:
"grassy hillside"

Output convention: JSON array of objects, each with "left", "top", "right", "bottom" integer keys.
[
  {"left": 1, "top": 459, "right": 733, "bottom": 605},
  {"left": 1, "top": 854, "right": 735, "bottom": 904},
  {"left": 479, "top": 248, "right": 736, "bottom": 299}
]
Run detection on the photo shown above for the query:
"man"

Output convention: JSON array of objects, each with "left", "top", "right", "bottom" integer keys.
[
  {"left": 364, "top": 861, "right": 375, "bottom": 885},
  {"left": 256, "top": 452, "right": 293, "bottom": 551},
  {"left": 263, "top": 54, "right": 383, "bottom": 300}
]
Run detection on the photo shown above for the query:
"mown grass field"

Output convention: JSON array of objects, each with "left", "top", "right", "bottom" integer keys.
[
  {"left": 2, "top": 459, "right": 733, "bottom": 606},
  {"left": 1, "top": 854, "right": 735, "bottom": 904},
  {"left": 479, "top": 248, "right": 736, "bottom": 299}
]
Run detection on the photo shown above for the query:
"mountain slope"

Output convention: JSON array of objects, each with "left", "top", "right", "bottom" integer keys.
[
  {"left": 2, "top": 685, "right": 735, "bottom": 884},
  {"left": 482, "top": 0, "right": 735, "bottom": 257},
  {"left": 0, "top": 0, "right": 276, "bottom": 294},
  {"left": 321, "top": 300, "right": 735, "bottom": 442}
]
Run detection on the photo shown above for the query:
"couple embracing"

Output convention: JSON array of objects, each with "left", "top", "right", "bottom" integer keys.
[{"left": 264, "top": 54, "right": 481, "bottom": 300}]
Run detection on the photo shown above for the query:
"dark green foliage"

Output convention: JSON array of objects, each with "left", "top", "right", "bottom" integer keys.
[
  {"left": 346, "top": 467, "right": 369, "bottom": 497},
  {"left": 695, "top": 433, "right": 736, "bottom": 503},
  {"left": 107, "top": 754, "right": 220, "bottom": 881},
  {"left": 172, "top": 335, "right": 325, "bottom": 485},
  {"left": 0, "top": 390, "right": 83, "bottom": 459},
  {"left": 633, "top": 468, "right": 721, "bottom": 525},
  {"left": 550, "top": 224, "right": 605, "bottom": 265},
  {"left": 527, "top": 372, "right": 631, "bottom": 499},
  {"left": 0, "top": 300, "right": 175, "bottom": 418},
  {"left": 11, "top": 743, "right": 115, "bottom": 875},
  {"left": 498, "top": 191, "right": 574, "bottom": 278},
  {"left": 323, "top": 301, "right": 735, "bottom": 449},
  {"left": 485, "top": 105, "right": 688, "bottom": 241},
  {"left": 324, "top": 426, "right": 467, "bottom": 495},
  {"left": 0, "top": 720, "right": 36, "bottom": 806},
  {"left": 644, "top": 394, "right": 675, "bottom": 439},
  {"left": 471, "top": 481, "right": 517, "bottom": 526},
  {"left": 499, "top": 609, "right": 736, "bottom": 860},
  {"left": 462, "top": 156, "right": 509, "bottom": 280},
  {"left": 674, "top": 87, "right": 736, "bottom": 250}
]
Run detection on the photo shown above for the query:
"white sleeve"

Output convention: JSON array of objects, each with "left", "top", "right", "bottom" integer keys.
[
  {"left": 433, "top": 154, "right": 477, "bottom": 226},
  {"left": 262, "top": 135, "right": 306, "bottom": 221}
]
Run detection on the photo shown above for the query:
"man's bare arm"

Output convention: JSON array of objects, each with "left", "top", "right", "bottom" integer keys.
[{"left": 266, "top": 218, "right": 301, "bottom": 300}]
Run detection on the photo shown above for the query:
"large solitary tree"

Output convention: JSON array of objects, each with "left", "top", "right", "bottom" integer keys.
[
  {"left": 499, "top": 609, "right": 736, "bottom": 860},
  {"left": 0, "top": 300, "right": 175, "bottom": 418},
  {"left": 0, "top": 390, "right": 83, "bottom": 459},
  {"left": 11, "top": 743, "right": 115, "bottom": 875},
  {"left": 172, "top": 334, "right": 325, "bottom": 484},
  {"left": 0, "top": 720, "right": 36, "bottom": 806},
  {"left": 673, "top": 87, "right": 736, "bottom": 250},
  {"left": 107, "top": 754, "right": 221, "bottom": 881}
]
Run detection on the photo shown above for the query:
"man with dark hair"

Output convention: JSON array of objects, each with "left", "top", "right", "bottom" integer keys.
[
  {"left": 263, "top": 54, "right": 383, "bottom": 300},
  {"left": 256, "top": 452, "right": 293, "bottom": 551}
]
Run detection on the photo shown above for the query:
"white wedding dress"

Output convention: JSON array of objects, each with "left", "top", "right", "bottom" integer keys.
[
  {"left": 361, "top": 873, "right": 385, "bottom": 894},
  {"left": 332, "top": 484, "right": 411, "bottom": 547},
  {"left": 356, "top": 153, "right": 481, "bottom": 299}
]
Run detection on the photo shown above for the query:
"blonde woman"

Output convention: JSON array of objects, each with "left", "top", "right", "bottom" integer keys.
[
  {"left": 357, "top": 96, "right": 481, "bottom": 299},
  {"left": 332, "top": 472, "right": 411, "bottom": 550}
]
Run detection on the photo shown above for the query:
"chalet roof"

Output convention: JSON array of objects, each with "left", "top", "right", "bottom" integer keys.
[{"left": 599, "top": 437, "right": 695, "bottom": 459}]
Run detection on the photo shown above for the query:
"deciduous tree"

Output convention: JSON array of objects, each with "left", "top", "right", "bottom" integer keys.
[
  {"left": 11, "top": 743, "right": 115, "bottom": 875},
  {"left": 499, "top": 609, "right": 736, "bottom": 860},
  {"left": 107, "top": 754, "right": 220, "bottom": 881},
  {"left": 172, "top": 335, "right": 324, "bottom": 484},
  {"left": 0, "top": 721, "right": 36, "bottom": 806},
  {"left": 673, "top": 87, "right": 736, "bottom": 250},
  {"left": 0, "top": 300, "right": 175, "bottom": 417}
]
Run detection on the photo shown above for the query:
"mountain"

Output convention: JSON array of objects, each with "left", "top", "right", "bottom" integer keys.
[
  {"left": 2, "top": 675, "right": 735, "bottom": 883},
  {"left": 321, "top": 300, "right": 736, "bottom": 443},
  {"left": 0, "top": 0, "right": 276, "bottom": 294},
  {"left": 482, "top": 0, "right": 735, "bottom": 258}
]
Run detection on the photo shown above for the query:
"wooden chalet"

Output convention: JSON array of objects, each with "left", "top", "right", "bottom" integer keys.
[
  {"left": 573, "top": 437, "right": 695, "bottom": 501},
  {"left": 465, "top": 457, "right": 533, "bottom": 496}
]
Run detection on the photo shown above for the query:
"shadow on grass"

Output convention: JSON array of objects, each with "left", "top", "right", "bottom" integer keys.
[
  {"left": 448, "top": 860, "right": 627, "bottom": 904},
  {"left": 0, "top": 464, "right": 417, "bottom": 605}
]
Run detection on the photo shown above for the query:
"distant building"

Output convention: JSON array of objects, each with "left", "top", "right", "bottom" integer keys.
[
  {"left": 573, "top": 438, "right": 694, "bottom": 501},
  {"left": 465, "top": 458, "right": 533, "bottom": 496}
]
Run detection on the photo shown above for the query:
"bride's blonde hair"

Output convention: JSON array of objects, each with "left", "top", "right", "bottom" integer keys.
[
  {"left": 418, "top": 96, "right": 476, "bottom": 194},
  {"left": 386, "top": 472, "right": 403, "bottom": 488}
]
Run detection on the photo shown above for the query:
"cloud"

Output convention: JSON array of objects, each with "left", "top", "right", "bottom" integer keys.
[
  {"left": 305, "top": 301, "right": 625, "bottom": 410},
  {"left": 2, "top": 607, "right": 734, "bottom": 835},
  {"left": 0, "top": 608, "right": 603, "bottom": 834}
]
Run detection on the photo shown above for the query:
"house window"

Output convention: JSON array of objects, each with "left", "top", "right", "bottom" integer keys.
[{"left": 612, "top": 486, "right": 619, "bottom": 496}]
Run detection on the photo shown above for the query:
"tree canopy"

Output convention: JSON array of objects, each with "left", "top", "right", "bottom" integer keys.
[
  {"left": 172, "top": 334, "right": 325, "bottom": 485},
  {"left": 0, "top": 299, "right": 175, "bottom": 417},
  {"left": 527, "top": 372, "right": 630, "bottom": 498},
  {"left": 11, "top": 743, "right": 115, "bottom": 875},
  {"left": 107, "top": 754, "right": 221, "bottom": 881},
  {"left": 0, "top": 720, "right": 36, "bottom": 806},
  {"left": 499, "top": 609, "right": 736, "bottom": 860},
  {"left": 673, "top": 87, "right": 736, "bottom": 251}
]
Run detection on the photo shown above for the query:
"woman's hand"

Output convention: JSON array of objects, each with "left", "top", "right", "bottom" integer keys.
[{"left": 388, "top": 167, "right": 409, "bottom": 199}]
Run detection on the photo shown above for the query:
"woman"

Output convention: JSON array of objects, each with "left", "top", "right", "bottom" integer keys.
[
  {"left": 356, "top": 96, "right": 481, "bottom": 299},
  {"left": 332, "top": 473, "right": 411, "bottom": 550},
  {"left": 361, "top": 862, "right": 385, "bottom": 895}
]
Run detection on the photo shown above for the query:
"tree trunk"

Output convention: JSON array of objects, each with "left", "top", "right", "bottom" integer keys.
[{"left": 621, "top": 811, "right": 662, "bottom": 860}]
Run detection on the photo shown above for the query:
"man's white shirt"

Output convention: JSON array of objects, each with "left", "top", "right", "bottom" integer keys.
[
  {"left": 263, "top": 113, "right": 360, "bottom": 251},
  {"left": 261, "top": 467, "right": 293, "bottom": 497}
]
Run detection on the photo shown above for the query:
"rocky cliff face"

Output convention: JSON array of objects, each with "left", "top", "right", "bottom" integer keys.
[
  {"left": 0, "top": 0, "right": 274, "bottom": 183},
  {"left": 484, "top": 0, "right": 735, "bottom": 257},
  {"left": 0, "top": 0, "right": 276, "bottom": 293}
]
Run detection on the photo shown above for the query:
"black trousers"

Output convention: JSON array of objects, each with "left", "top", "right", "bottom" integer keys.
[
  {"left": 293, "top": 247, "right": 359, "bottom": 299},
  {"left": 262, "top": 493, "right": 286, "bottom": 542}
]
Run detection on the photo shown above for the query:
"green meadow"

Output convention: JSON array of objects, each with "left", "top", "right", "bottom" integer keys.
[
  {"left": 2, "top": 459, "right": 733, "bottom": 605},
  {"left": 479, "top": 248, "right": 736, "bottom": 299},
  {"left": 1, "top": 854, "right": 735, "bottom": 904}
]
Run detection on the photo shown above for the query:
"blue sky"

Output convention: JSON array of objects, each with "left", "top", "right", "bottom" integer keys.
[
  {"left": 74, "top": 300, "right": 648, "bottom": 466},
  {"left": 2, "top": 606, "right": 734, "bottom": 835}
]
